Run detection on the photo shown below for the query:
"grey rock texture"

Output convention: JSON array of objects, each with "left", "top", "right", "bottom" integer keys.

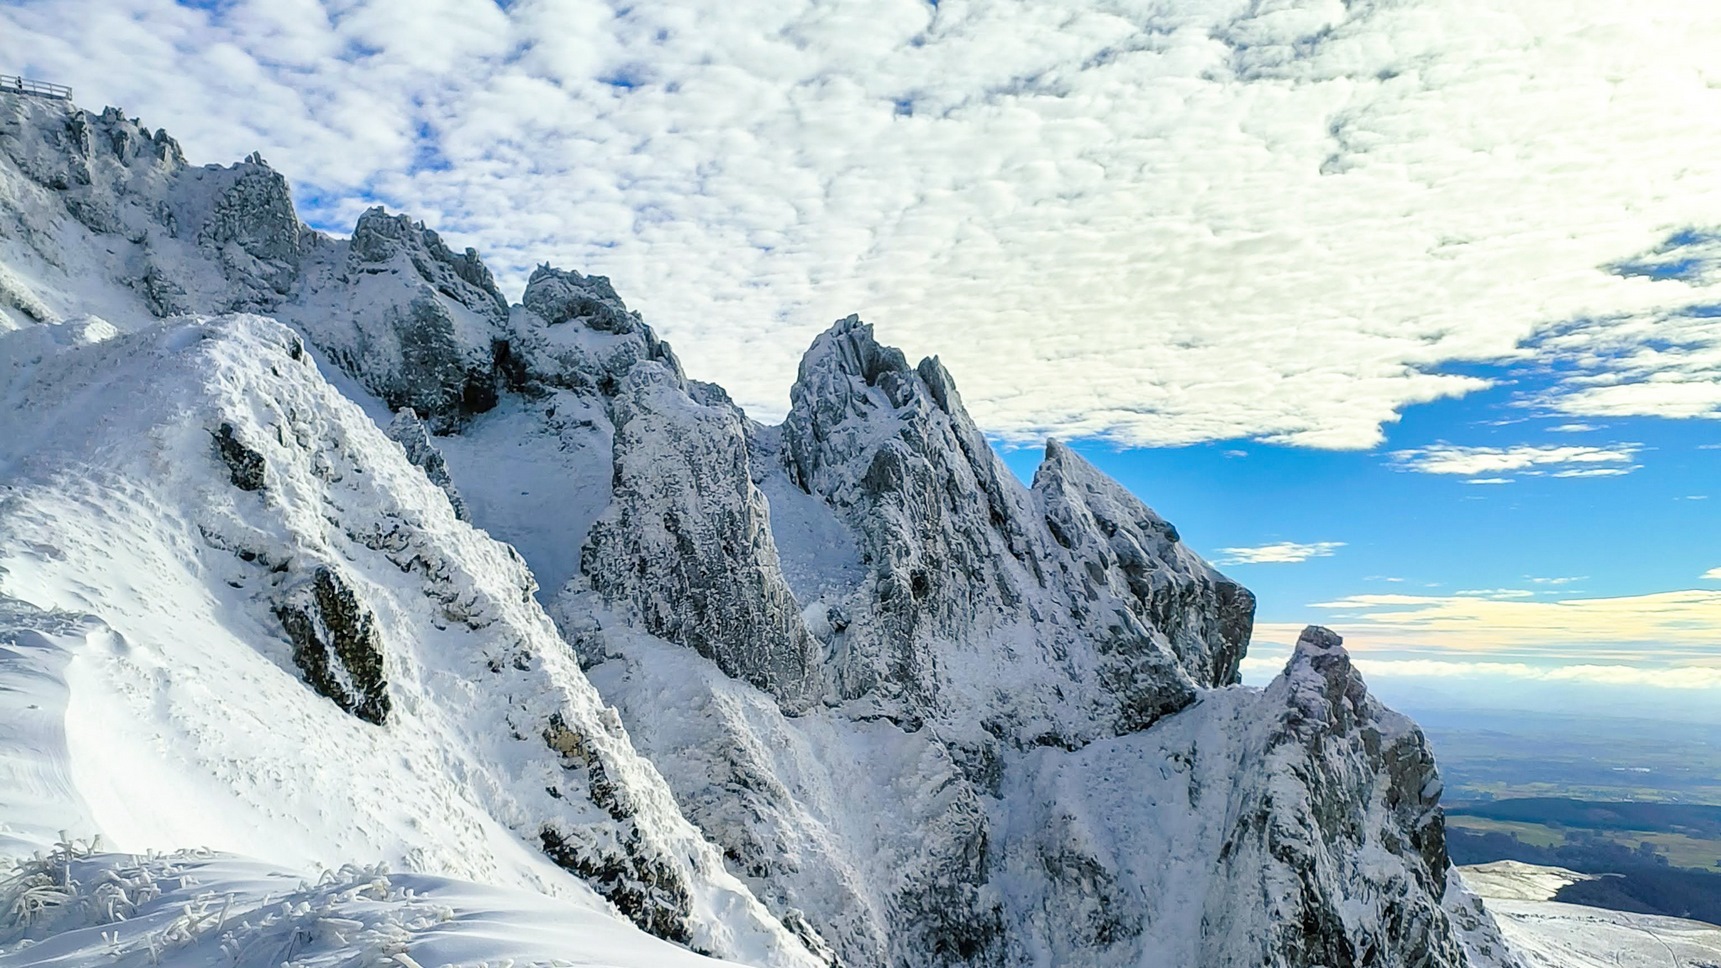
[
  {"left": 778, "top": 316, "right": 1237, "bottom": 745},
  {"left": 386, "top": 408, "right": 469, "bottom": 521},
  {"left": 196, "top": 158, "right": 304, "bottom": 303},
  {"left": 282, "top": 206, "right": 511, "bottom": 429},
  {"left": 990, "top": 627, "right": 1508, "bottom": 968},
  {"left": 580, "top": 366, "right": 823, "bottom": 712},
  {"left": 509, "top": 264, "right": 685, "bottom": 396},
  {"left": 1201, "top": 626, "right": 1471, "bottom": 967},
  {"left": 1033, "top": 438, "right": 1254, "bottom": 690}
]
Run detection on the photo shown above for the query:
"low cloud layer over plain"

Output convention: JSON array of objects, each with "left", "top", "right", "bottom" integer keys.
[{"left": 4, "top": 0, "right": 1720, "bottom": 448}]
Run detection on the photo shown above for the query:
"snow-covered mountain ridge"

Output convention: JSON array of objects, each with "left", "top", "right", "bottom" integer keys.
[{"left": 0, "top": 91, "right": 1520, "bottom": 966}]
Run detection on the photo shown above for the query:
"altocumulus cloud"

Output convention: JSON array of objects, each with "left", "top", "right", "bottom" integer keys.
[
  {"left": 1387, "top": 443, "right": 1641, "bottom": 479},
  {"left": 4, "top": 1, "right": 1720, "bottom": 447},
  {"left": 1218, "top": 541, "right": 1345, "bottom": 565}
]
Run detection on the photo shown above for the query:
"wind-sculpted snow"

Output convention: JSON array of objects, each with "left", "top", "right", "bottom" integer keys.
[
  {"left": 0, "top": 91, "right": 1523, "bottom": 968},
  {"left": 0, "top": 315, "right": 824, "bottom": 966},
  {"left": 0, "top": 842, "right": 765, "bottom": 968}
]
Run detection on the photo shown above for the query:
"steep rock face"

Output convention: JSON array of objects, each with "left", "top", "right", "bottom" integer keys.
[
  {"left": 1033, "top": 438, "right": 1254, "bottom": 689},
  {"left": 386, "top": 407, "right": 471, "bottom": 521},
  {"left": 1200, "top": 627, "right": 1472, "bottom": 967},
  {"left": 280, "top": 206, "right": 511, "bottom": 428},
  {"left": 777, "top": 316, "right": 1237, "bottom": 746},
  {"left": 0, "top": 96, "right": 513, "bottom": 430},
  {"left": 579, "top": 367, "right": 822, "bottom": 712},
  {"left": 196, "top": 157, "right": 305, "bottom": 304},
  {"left": 991, "top": 628, "right": 1513, "bottom": 968}
]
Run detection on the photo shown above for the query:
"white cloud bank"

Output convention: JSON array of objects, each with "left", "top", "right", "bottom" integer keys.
[
  {"left": 1218, "top": 540, "right": 1345, "bottom": 565},
  {"left": 2, "top": 1, "right": 1720, "bottom": 447},
  {"left": 1389, "top": 443, "right": 1641, "bottom": 478}
]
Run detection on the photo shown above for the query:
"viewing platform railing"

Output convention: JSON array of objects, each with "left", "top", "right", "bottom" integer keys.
[{"left": 1, "top": 75, "right": 74, "bottom": 101}]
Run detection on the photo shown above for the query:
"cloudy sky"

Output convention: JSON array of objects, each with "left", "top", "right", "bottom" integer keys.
[{"left": 3, "top": 0, "right": 1717, "bottom": 716}]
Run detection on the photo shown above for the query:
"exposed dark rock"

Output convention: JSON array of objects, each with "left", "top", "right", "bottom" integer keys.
[
  {"left": 272, "top": 566, "right": 391, "bottom": 725},
  {"left": 538, "top": 711, "right": 697, "bottom": 945},
  {"left": 211, "top": 422, "right": 266, "bottom": 491},
  {"left": 539, "top": 824, "right": 696, "bottom": 945},
  {"left": 581, "top": 369, "right": 822, "bottom": 712}
]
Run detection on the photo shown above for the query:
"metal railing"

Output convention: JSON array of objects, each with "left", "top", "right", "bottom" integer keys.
[{"left": 0, "top": 75, "right": 73, "bottom": 101}]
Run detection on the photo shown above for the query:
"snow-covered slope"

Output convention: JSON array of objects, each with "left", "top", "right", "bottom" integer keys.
[
  {"left": 2, "top": 844, "right": 756, "bottom": 968},
  {"left": 1460, "top": 862, "right": 1721, "bottom": 968},
  {"left": 0, "top": 88, "right": 1529, "bottom": 967},
  {"left": 0, "top": 315, "right": 824, "bottom": 967}
]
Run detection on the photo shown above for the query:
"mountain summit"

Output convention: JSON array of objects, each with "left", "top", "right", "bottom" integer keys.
[{"left": 0, "top": 92, "right": 1519, "bottom": 967}]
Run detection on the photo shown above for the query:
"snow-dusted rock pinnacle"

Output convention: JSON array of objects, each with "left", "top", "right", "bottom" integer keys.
[
  {"left": 0, "top": 91, "right": 1522, "bottom": 968},
  {"left": 775, "top": 315, "right": 1244, "bottom": 745},
  {"left": 386, "top": 407, "right": 470, "bottom": 521},
  {"left": 580, "top": 364, "right": 824, "bottom": 712},
  {"left": 1033, "top": 437, "right": 1254, "bottom": 690}
]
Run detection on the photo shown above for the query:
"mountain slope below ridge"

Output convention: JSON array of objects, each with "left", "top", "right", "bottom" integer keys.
[
  {"left": 0, "top": 90, "right": 1524, "bottom": 966},
  {"left": 0, "top": 315, "right": 824, "bottom": 967}
]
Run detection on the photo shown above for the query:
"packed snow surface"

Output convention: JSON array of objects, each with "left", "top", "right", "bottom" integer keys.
[{"left": 1460, "top": 862, "right": 1721, "bottom": 968}]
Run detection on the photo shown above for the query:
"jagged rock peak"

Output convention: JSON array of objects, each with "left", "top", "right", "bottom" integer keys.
[
  {"left": 523, "top": 264, "right": 641, "bottom": 334},
  {"left": 1032, "top": 437, "right": 1253, "bottom": 689},
  {"left": 347, "top": 205, "right": 507, "bottom": 319},
  {"left": 1280, "top": 624, "right": 1378, "bottom": 737},
  {"left": 386, "top": 408, "right": 471, "bottom": 522},
  {"left": 0, "top": 96, "right": 185, "bottom": 191}
]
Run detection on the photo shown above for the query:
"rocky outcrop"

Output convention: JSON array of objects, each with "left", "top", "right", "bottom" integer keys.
[
  {"left": 508, "top": 264, "right": 685, "bottom": 396},
  {"left": 1033, "top": 438, "right": 1254, "bottom": 689},
  {"left": 776, "top": 317, "right": 1237, "bottom": 744},
  {"left": 386, "top": 408, "right": 469, "bottom": 521},
  {"left": 196, "top": 157, "right": 304, "bottom": 304},
  {"left": 1199, "top": 627, "right": 1468, "bottom": 967},
  {"left": 211, "top": 421, "right": 267, "bottom": 491},
  {"left": 539, "top": 712, "right": 697, "bottom": 945},
  {"left": 280, "top": 207, "right": 511, "bottom": 429},
  {"left": 987, "top": 627, "right": 1500, "bottom": 968},
  {"left": 345, "top": 206, "right": 507, "bottom": 321},
  {"left": 0, "top": 314, "right": 828, "bottom": 967},
  {"left": 272, "top": 565, "right": 391, "bottom": 725}
]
